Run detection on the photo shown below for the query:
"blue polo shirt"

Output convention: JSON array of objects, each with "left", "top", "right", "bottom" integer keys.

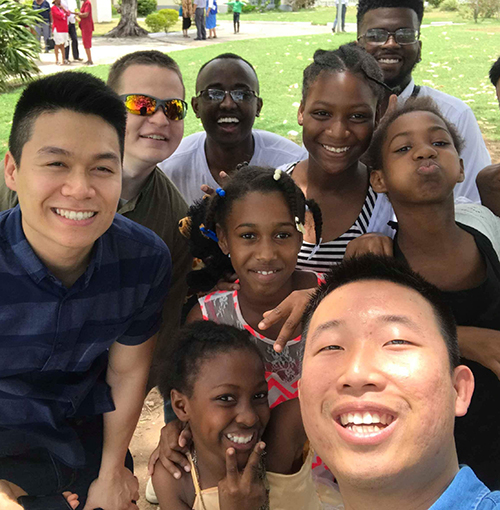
[
  {"left": 32, "top": 0, "right": 51, "bottom": 24},
  {"left": 0, "top": 206, "right": 171, "bottom": 468},
  {"left": 430, "top": 467, "right": 500, "bottom": 509}
]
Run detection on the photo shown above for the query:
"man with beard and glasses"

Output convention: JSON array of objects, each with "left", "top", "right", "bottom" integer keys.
[
  {"left": 158, "top": 53, "right": 307, "bottom": 205},
  {"left": 356, "top": 0, "right": 491, "bottom": 235}
]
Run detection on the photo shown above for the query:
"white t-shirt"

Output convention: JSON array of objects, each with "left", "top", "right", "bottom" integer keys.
[
  {"left": 61, "top": 0, "right": 76, "bottom": 23},
  {"left": 159, "top": 129, "right": 308, "bottom": 204},
  {"left": 368, "top": 78, "right": 492, "bottom": 236}
]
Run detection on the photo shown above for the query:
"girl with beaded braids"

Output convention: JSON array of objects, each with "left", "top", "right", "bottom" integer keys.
[
  {"left": 275, "top": 43, "right": 390, "bottom": 272},
  {"left": 185, "top": 165, "right": 323, "bottom": 409}
]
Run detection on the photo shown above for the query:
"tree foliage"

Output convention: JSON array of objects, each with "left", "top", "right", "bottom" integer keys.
[{"left": 0, "top": 0, "right": 41, "bottom": 91}]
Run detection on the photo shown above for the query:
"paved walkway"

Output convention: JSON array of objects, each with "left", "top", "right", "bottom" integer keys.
[{"left": 36, "top": 20, "right": 357, "bottom": 74}]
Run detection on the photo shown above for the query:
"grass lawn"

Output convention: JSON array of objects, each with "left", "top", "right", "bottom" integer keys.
[{"left": 1, "top": 14, "right": 499, "bottom": 160}]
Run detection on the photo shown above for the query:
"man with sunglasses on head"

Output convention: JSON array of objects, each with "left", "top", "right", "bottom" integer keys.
[
  {"left": 356, "top": 0, "right": 491, "bottom": 235},
  {"left": 158, "top": 53, "right": 308, "bottom": 205}
]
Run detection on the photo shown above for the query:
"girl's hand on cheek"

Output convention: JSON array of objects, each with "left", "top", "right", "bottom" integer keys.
[{"left": 219, "top": 442, "right": 268, "bottom": 510}]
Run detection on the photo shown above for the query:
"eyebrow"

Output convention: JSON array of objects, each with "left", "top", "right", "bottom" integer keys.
[
  {"left": 389, "top": 125, "right": 451, "bottom": 146},
  {"left": 235, "top": 222, "right": 295, "bottom": 229},
  {"left": 309, "top": 320, "right": 344, "bottom": 345},
  {"left": 37, "top": 146, "right": 120, "bottom": 163}
]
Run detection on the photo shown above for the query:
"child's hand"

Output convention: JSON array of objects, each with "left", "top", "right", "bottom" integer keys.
[
  {"left": 344, "top": 233, "right": 393, "bottom": 259},
  {"left": 259, "top": 289, "right": 314, "bottom": 352},
  {"left": 200, "top": 171, "right": 230, "bottom": 196},
  {"left": 219, "top": 442, "right": 268, "bottom": 510},
  {"left": 148, "top": 420, "right": 192, "bottom": 479}
]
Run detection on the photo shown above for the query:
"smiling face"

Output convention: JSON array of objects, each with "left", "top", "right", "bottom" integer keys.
[
  {"left": 4, "top": 109, "right": 122, "bottom": 264},
  {"left": 217, "top": 191, "right": 302, "bottom": 301},
  {"left": 298, "top": 71, "right": 378, "bottom": 176},
  {"left": 192, "top": 58, "right": 263, "bottom": 147},
  {"left": 358, "top": 8, "right": 422, "bottom": 90},
  {"left": 299, "top": 280, "right": 473, "bottom": 490},
  {"left": 180, "top": 349, "right": 270, "bottom": 471},
  {"left": 371, "top": 111, "right": 464, "bottom": 206},
  {"left": 117, "top": 64, "right": 185, "bottom": 173}
]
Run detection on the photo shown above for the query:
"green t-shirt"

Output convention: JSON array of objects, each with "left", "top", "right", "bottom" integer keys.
[{"left": 228, "top": 1, "right": 242, "bottom": 13}]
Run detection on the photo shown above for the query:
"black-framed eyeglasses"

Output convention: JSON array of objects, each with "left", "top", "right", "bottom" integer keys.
[
  {"left": 120, "top": 94, "right": 188, "bottom": 121},
  {"left": 358, "top": 28, "right": 420, "bottom": 46},
  {"left": 197, "top": 89, "right": 259, "bottom": 103}
]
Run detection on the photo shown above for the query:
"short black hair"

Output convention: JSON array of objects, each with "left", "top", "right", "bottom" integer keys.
[
  {"left": 367, "top": 96, "right": 464, "bottom": 170},
  {"left": 9, "top": 71, "right": 126, "bottom": 165},
  {"left": 302, "top": 44, "right": 388, "bottom": 103},
  {"left": 158, "top": 321, "right": 263, "bottom": 398},
  {"left": 489, "top": 56, "right": 500, "bottom": 87},
  {"left": 196, "top": 53, "right": 259, "bottom": 93},
  {"left": 107, "top": 50, "right": 185, "bottom": 96},
  {"left": 357, "top": 0, "right": 424, "bottom": 26},
  {"left": 302, "top": 254, "right": 460, "bottom": 370},
  {"left": 185, "top": 165, "right": 323, "bottom": 292}
]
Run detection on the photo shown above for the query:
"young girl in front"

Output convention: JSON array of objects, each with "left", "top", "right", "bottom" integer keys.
[
  {"left": 277, "top": 43, "right": 389, "bottom": 271},
  {"left": 186, "top": 165, "right": 323, "bottom": 408},
  {"left": 152, "top": 321, "right": 343, "bottom": 509},
  {"left": 367, "top": 96, "right": 500, "bottom": 489}
]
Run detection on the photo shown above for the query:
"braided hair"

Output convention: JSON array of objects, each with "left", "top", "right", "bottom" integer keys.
[
  {"left": 302, "top": 44, "right": 389, "bottom": 104},
  {"left": 357, "top": 0, "right": 424, "bottom": 26},
  {"left": 158, "top": 321, "right": 264, "bottom": 398},
  {"left": 205, "top": 165, "right": 322, "bottom": 247}
]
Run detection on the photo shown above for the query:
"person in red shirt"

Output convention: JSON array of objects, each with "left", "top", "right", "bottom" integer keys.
[
  {"left": 77, "top": 0, "right": 94, "bottom": 65},
  {"left": 51, "top": 0, "right": 70, "bottom": 65}
]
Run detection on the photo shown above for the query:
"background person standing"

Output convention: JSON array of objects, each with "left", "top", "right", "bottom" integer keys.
[
  {"left": 333, "top": 0, "right": 347, "bottom": 32},
  {"left": 181, "top": 0, "right": 193, "bottom": 37},
  {"left": 206, "top": 0, "right": 217, "bottom": 38},
  {"left": 62, "top": 0, "right": 82, "bottom": 62},
  {"left": 32, "top": 0, "right": 52, "bottom": 53},
  {"left": 51, "top": 0, "right": 70, "bottom": 65},
  {"left": 193, "top": 0, "right": 206, "bottom": 40},
  {"left": 77, "top": 0, "right": 94, "bottom": 65}
]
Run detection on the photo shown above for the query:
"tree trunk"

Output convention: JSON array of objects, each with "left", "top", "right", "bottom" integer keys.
[{"left": 106, "top": 0, "right": 149, "bottom": 37}]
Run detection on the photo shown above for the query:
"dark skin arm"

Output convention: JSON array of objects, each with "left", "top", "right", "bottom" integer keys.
[{"left": 476, "top": 164, "right": 500, "bottom": 217}]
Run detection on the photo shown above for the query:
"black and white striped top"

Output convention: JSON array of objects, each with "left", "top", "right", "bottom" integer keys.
[{"left": 281, "top": 162, "right": 378, "bottom": 273}]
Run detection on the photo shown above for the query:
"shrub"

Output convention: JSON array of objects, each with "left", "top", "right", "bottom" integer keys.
[
  {"left": 440, "top": 0, "right": 458, "bottom": 10},
  {"left": 427, "top": 0, "right": 443, "bottom": 7},
  {"left": 466, "top": 0, "right": 500, "bottom": 20},
  {"left": 0, "top": 0, "right": 41, "bottom": 91},
  {"left": 137, "top": 0, "right": 157, "bottom": 17},
  {"left": 145, "top": 8, "right": 178, "bottom": 32},
  {"left": 242, "top": 4, "right": 256, "bottom": 12}
]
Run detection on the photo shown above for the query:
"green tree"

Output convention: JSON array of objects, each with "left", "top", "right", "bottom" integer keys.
[{"left": 0, "top": 0, "right": 41, "bottom": 91}]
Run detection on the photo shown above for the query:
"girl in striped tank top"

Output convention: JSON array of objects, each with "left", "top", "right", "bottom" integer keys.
[
  {"left": 185, "top": 165, "right": 323, "bottom": 409},
  {"left": 277, "top": 43, "right": 391, "bottom": 272}
]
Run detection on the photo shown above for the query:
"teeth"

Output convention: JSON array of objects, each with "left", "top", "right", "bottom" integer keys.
[
  {"left": 255, "top": 270, "right": 278, "bottom": 275},
  {"left": 340, "top": 411, "right": 392, "bottom": 427},
  {"left": 322, "top": 144, "right": 350, "bottom": 153},
  {"left": 226, "top": 433, "right": 254, "bottom": 444},
  {"left": 218, "top": 117, "right": 239, "bottom": 124},
  {"left": 379, "top": 58, "right": 399, "bottom": 64},
  {"left": 145, "top": 134, "right": 166, "bottom": 140},
  {"left": 345, "top": 424, "right": 385, "bottom": 436},
  {"left": 56, "top": 209, "right": 96, "bottom": 221}
]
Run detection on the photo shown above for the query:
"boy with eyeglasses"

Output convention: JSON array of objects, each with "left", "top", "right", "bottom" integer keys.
[
  {"left": 158, "top": 53, "right": 308, "bottom": 205},
  {"left": 356, "top": 0, "right": 491, "bottom": 236}
]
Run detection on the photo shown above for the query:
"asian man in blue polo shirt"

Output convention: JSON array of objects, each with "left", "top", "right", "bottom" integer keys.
[{"left": 0, "top": 72, "right": 171, "bottom": 509}]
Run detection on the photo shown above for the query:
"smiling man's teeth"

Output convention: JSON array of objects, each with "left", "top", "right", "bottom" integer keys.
[
  {"left": 379, "top": 58, "right": 399, "bottom": 64},
  {"left": 340, "top": 412, "right": 394, "bottom": 427},
  {"left": 218, "top": 117, "right": 239, "bottom": 124},
  {"left": 255, "top": 270, "right": 278, "bottom": 275},
  {"left": 226, "top": 433, "right": 254, "bottom": 444},
  {"left": 55, "top": 209, "right": 96, "bottom": 221},
  {"left": 322, "top": 145, "right": 350, "bottom": 154},
  {"left": 144, "top": 134, "right": 166, "bottom": 140}
]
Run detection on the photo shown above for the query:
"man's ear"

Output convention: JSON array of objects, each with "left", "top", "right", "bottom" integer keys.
[
  {"left": 370, "top": 169, "right": 388, "bottom": 194},
  {"left": 297, "top": 101, "right": 305, "bottom": 126},
  {"left": 255, "top": 96, "right": 263, "bottom": 118},
  {"left": 216, "top": 224, "right": 229, "bottom": 255},
  {"left": 453, "top": 365, "right": 474, "bottom": 418},
  {"left": 4, "top": 152, "right": 18, "bottom": 192},
  {"left": 191, "top": 96, "right": 200, "bottom": 119},
  {"left": 457, "top": 158, "right": 465, "bottom": 183},
  {"left": 171, "top": 389, "right": 191, "bottom": 422}
]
